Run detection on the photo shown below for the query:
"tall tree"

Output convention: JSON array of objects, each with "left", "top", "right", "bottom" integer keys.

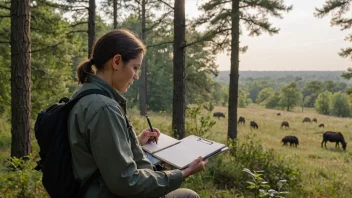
[
  {"left": 315, "top": 1, "right": 352, "bottom": 79},
  {"left": 197, "top": 0, "right": 291, "bottom": 139},
  {"left": 173, "top": 0, "right": 185, "bottom": 139},
  {"left": 88, "top": 0, "right": 95, "bottom": 57},
  {"left": 139, "top": 0, "right": 147, "bottom": 115},
  {"left": 279, "top": 82, "right": 302, "bottom": 111},
  {"left": 10, "top": 0, "right": 31, "bottom": 157}
]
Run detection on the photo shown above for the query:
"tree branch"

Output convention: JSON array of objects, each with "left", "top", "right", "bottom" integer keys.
[
  {"left": 31, "top": 42, "right": 64, "bottom": 53},
  {"left": 67, "top": 30, "right": 88, "bottom": 35},
  {"left": 0, "top": 4, "right": 10, "bottom": 10},
  {"left": 158, "top": 0, "right": 173, "bottom": 10},
  {"left": 145, "top": 10, "right": 172, "bottom": 31},
  {"left": 184, "top": 27, "right": 231, "bottom": 48},
  {"left": 0, "top": 15, "right": 10, "bottom": 17}
]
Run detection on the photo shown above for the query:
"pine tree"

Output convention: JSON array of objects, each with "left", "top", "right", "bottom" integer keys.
[{"left": 196, "top": 0, "right": 291, "bottom": 139}]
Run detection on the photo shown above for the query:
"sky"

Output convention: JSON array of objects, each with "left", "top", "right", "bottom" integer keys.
[{"left": 185, "top": 0, "right": 352, "bottom": 71}]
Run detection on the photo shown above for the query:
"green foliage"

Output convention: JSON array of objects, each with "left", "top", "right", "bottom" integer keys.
[
  {"left": 330, "top": 92, "right": 350, "bottom": 117},
  {"left": 243, "top": 168, "right": 289, "bottom": 198},
  {"left": 238, "top": 90, "right": 248, "bottom": 108},
  {"left": 0, "top": 156, "right": 47, "bottom": 198},
  {"left": 315, "top": 91, "right": 332, "bottom": 115},
  {"left": 257, "top": 88, "right": 274, "bottom": 105},
  {"left": 302, "top": 81, "right": 323, "bottom": 107},
  {"left": 206, "top": 135, "right": 301, "bottom": 197},
  {"left": 279, "top": 82, "right": 302, "bottom": 111},
  {"left": 265, "top": 92, "right": 280, "bottom": 109},
  {"left": 185, "top": 102, "right": 216, "bottom": 137}
]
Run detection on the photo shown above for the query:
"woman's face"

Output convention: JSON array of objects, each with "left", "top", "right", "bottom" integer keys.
[{"left": 112, "top": 53, "right": 143, "bottom": 93}]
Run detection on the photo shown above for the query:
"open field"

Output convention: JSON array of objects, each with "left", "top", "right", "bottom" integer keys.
[
  {"left": 1, "top": 104, "right": 352, "bottom": 197},
  {"left": 129, "top": 104, "right": 352, "bottom": 197},
  {"left": 208, "top": 104, "right": 352, "bottom": 197}
]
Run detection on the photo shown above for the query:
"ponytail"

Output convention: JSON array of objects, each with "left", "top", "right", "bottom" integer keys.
[{"left": 76, "top": 59, "right": 94, "bottom": 85}]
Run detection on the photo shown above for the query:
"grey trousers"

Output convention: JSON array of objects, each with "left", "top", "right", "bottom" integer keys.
[{"left": 164, "top": 188, "right": 200, "bottom": 198}]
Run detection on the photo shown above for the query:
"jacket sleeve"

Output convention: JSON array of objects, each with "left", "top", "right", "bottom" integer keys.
[{"left": 86, "top": 105, "right": 183, "bottom": 197}]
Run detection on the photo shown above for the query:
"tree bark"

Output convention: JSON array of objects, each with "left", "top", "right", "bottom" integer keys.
[
  {"left": 88, "top": 0, "right": 95, "bottom": 58},
  {"left": 113, "top": 0, "right": 118, "bottom": 29},
  {"left": 11, "top": 0, "right": 31, "bottom": 158},
  {"left": 172, "top": 0, "right": 185, "bottom": 139},
  {"left": 228, "top": 0, "right": 240, "bottom": 139},
  {"left": 139, "top": 0, "right": 147, "bottom": 116}
]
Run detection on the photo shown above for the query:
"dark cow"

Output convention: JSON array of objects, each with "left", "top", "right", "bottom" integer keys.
[
  {"left": 321, "top": 131, "right": 347, "bottom": 151},
  {"left": 250, "top": 121, "right": 258, "bottom": 129},
  {"left": 318, "top": 123, "right": 324, "bottom": 128},
  {"left": 312, "top": 118, "right": 317, "bottom": 123},
  {"left": 238, "top": 116, "right": 245, "bottom": 124},
  {"left": 280, "top": 121, "right": 289, "bottom": 128},
  {"left": 277, "top": 113, "right": 281, "bottom": 116},
  {"left": 213, "top": 112, "right": 225, "bottom": 119},
  {"left": 282, "top": 136, "right": 299, "bottom": 147},
  {"left": 302, "top": 117, "right": 311, "bottom": 123}
]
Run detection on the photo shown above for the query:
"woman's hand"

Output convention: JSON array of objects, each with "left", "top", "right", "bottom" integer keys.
[
  {"left": 181, "top": 156, "right": 208, "bottom": 178},
  {"left": 138, "top": 128, "right": 160, "bottom": 146}
]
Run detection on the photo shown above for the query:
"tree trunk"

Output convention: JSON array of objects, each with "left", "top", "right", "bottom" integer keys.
[
  {"left": 88, "top": 0, "right": 96, "bottom": 58},
  {"left": 228, "top": 0, "right": 239, "bottom": 140},
  {"left": 172, "top": 0, "right": 185, "bottom": 139},
  {"left": 11, "top": 0, "right": 31, "bottom": 158},
  {"left": 113, "top": 0, "right": 118, "bottom": 29},
  {"left": 139, "top": 0, "right": 147, "bottom": 116}
]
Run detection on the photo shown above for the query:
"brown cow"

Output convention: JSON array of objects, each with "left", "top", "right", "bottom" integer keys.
[
  {"left": 238, "top": 116, "right": 245, "bottom": 124},
  {"left": 318, "top": 123, "right": 324, "bottom": 128},
  {"left": 250, "top": 121, "right": 258, "bottom": 129},
  {"left": 312, "top": 118, "right": 317, "bottom": 123},
  {"left": 321, "top": 131, "right": 347, "bottom": 150},
  {"left": 282, "top": 136, "right": 299, "bottom": 147},
  {"left": 302, "top": 117, "right": 311, "bottom": 123},
  {"left": 277, "top": 113, "right": 281, "bottom": 116},
  {"left": 281, "top": 121, "right": 289, "bottom": 128}
]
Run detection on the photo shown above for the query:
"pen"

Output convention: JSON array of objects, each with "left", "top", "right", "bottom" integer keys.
[{"left": 146, "top": 116, "right": 158, "bottom": 144}]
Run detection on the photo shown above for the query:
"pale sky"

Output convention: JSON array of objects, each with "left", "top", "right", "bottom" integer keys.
[{"left": 186, "top": 0, "right": 352, "bottom": 71}]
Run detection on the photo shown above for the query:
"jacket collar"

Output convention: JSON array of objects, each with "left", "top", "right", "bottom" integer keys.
[{"left": 86, "top": 75, "right": 127, "bottom": 113}]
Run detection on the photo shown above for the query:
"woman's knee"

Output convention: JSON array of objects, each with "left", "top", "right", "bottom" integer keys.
[{"left": 165, "top": 188, "right": 200, "bottom": 198}]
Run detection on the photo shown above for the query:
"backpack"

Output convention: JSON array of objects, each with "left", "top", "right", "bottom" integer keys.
[{"left": 34, "top": 89, "right": 107, "bottom": 198}]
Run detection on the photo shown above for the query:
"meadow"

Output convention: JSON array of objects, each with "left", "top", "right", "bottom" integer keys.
[
  {"left": 1, "top": 104, "right": 352, "bottom": 197},
  {"left": 207, "top": 104, "right": 352, "bottom": 198}
]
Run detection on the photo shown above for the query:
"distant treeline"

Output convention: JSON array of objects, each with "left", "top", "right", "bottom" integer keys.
[{"left": 214, "top": 70, "right": 351, "bottom": 85}]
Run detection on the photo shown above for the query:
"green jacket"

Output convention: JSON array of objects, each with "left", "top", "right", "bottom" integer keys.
[{"left": 68, "top": 75, "right": 183, "bottom": 198}]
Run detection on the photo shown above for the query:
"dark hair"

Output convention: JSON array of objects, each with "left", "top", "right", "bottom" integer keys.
[{"left": 76, "top": 29, "right": 146, "bottom": 84}]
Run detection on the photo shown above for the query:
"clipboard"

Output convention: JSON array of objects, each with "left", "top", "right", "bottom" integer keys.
[{"left": 143, "top": 134, "right": 228, "bottom": 169}]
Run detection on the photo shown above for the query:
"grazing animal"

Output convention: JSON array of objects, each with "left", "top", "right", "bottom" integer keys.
[
  {"left": 250, "top": 121, "right": 258, "bottom": 129},
  {"left": 280, "top": 121, "right": 289, "bottom": 128},
  {"left": 321, "top": 131, "right": 347, "bottom": 150},
  {"left": 302, "top": 117, "right": 311, "bottom": 123},
  {"left": 213, "top": 112, "right": 225, "bottom": 119},
  {"left": 238, "top": 116, "right": 245, "bottom": 124},
  {"left": 312, "top": 118, "right": 317, "bottom": 123},
  {"left": 282, "top": 136, "right": 299, "bottom": 147},
  {"left": 277, "top": 113, "right": 281, "bottom": 116},
  {"left": 318, "top": 123, "right": 324, "bottom": 128}
]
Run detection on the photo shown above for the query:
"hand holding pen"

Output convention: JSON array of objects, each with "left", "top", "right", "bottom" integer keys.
[{"left": 146, "top": 116, "right": 158, "bottom": 144}]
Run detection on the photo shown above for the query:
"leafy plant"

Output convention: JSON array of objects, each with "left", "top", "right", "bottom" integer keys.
[
  {"left": 0, "top": 156, "right": 47, "bottom": 198},
  {"left": 185, "top": 101, "right": 216, "bottom": 137},
  {"left": 243, "top": 168, "right": 289, "bottom": 198}
]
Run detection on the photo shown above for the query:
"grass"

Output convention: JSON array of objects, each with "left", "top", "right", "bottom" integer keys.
[{"left": 1, "top": 104, "right": 352, "bottom": 197}]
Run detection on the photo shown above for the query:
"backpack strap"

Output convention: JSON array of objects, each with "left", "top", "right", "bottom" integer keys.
[
  {"left": 69, "top": 89, "right": 108, "bottom": 105},
  {"left": 68, "top": 89, "right": 108, "bottom": 197}
]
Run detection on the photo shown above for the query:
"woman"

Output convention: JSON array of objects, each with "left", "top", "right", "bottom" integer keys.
[{"left": 68, "top": 29, "right": 207, "bottom": 197}]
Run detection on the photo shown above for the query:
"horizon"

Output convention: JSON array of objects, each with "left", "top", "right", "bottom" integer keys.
[{"left": 219, "top": 70, "right": 347, "bottom": 72}]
